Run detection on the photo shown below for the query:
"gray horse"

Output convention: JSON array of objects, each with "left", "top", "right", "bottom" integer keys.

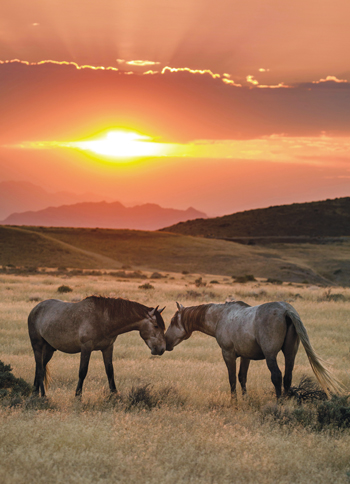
[
  {"left": 28, "top": 296, "right": 166, "bottom": 397},
  {"left": 165, "top": 301, "right": 342, "bottom": 398}
]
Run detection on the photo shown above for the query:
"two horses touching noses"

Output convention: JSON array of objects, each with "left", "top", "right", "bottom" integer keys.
[{"left": 28, "top": 296, "right": 343, "bottom": 400}]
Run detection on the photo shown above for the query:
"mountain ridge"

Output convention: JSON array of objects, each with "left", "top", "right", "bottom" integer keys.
[
  {"left": 2, "top": 200, "right": 207, "bottom": 231},
  {"left": 0, "top": 180, "right": 114, "bottom": 219}
]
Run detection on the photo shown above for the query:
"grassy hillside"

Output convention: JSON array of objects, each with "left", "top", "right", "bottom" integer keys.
[
  {"left": 162, "top": 197, "right": 350, "bottom": 238},
  {"left": 1, "top": 225, "right": 350, "bottom": 285}
]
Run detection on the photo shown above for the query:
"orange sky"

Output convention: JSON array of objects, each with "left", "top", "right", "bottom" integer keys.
[{"left": 0, "top": 1, "right": 350, "bottom": 216}]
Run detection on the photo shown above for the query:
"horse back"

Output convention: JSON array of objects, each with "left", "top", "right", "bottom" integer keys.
[{"left": 28, "top": 299, "right": 96, "bottom": 353}]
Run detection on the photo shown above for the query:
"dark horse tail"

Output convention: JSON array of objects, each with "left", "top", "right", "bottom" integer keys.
[{"left": 286, "top": 310, "right": 343, "bottom": 397}]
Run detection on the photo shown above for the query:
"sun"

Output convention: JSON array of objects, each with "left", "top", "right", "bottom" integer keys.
[{"left": 70, "top": 129, "right": 167, "bottom": 159}]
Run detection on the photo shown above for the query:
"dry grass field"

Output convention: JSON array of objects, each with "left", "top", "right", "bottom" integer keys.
[{"left": 1, "top": 270, "right": 350, "bottom": 483}]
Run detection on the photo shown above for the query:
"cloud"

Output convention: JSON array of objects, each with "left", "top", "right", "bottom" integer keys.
[
  {"left": 0, "top": 58, "right": 119, "bottom": 72},
  {"left": 246, "top": 75, "right": 259, "bottom": 85},
  {"left": 313, "top": 75, "right": 348, "bottom": 84},
  {"left": 126, "top": 60, "right": 160, "bottom": 66},
  {"left": 1, "top": 60, "right": 350, "bottom": 143},
  {"left": 161, "top": 66, "right": 221, "bottom": 79}
]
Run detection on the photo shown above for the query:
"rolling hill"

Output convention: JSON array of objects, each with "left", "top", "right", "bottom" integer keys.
[
  {"left": 1, "top": 225, "right": 350, "bottom": 285},
  {"left": 161, "top": 197, "right": 350, "bottom": 240}
]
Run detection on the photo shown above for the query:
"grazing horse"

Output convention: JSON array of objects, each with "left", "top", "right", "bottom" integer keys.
[
  {"left": 28, "top": 296, "right": 166, "bottom": 397},
  {"left": 165, "top": 301, "right": 342, "bottom": 399}
]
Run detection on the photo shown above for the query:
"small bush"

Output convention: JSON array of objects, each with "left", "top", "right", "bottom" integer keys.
[
  {"left": 125, "top": 384, "right": 185, "bottom": 411},
  {"left": 138, "top": 283, "right": 154, "bottom": 290},
  {"left": 194, "top": 277, "right": 206, "bottom": 287},
  {"left": 288, "top": 376, "right": 327, "bottom": 404},
  {"left": 57, "top": 285, "right": 73, "bottom": 293},
  {"left": 233, "top": 275, "right": 256, "bottom": 283},
  {"left": 266, "top": 278, "right": 283, "bottom": 285},
  {"left": 150, "top": 272, "right": 165, "bottom": 279},
  {"left": 316, "top": 395, "right": 350, "bottom": 430},
  {"left": 126, "top": 384, "right": 158, "bottom": 411},
  {"left": 0, "top": 360, "right": 32, "bottom": 405},
  {"left": 210, "top": 280, "right": 220, "bottom": 284}
]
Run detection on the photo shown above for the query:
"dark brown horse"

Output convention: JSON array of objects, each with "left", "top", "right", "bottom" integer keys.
[
  {"left": 165, "top": 301, "right": 342, "bottom": 399},
  {"left": 28, "top": 296, "right": 166, "bottom": 396}
]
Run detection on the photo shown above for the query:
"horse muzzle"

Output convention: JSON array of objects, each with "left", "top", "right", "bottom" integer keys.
[{"left": 151, "top": 346, "right": 165, "bottom": 356}]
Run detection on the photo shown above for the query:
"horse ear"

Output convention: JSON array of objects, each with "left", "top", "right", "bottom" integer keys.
[
  {"left": 148, "top": 308, "right": 156, "bottom": 317},
  {"left": 158, "top": 306, "right": 166, "bottom": 314},
  {"left": 176, "top": 302, "right": 184, "bottom": 311}
]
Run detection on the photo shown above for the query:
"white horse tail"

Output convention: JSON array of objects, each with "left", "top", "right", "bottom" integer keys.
[{"left": 286, "top": 310, "right": 343, "bottom": 397}]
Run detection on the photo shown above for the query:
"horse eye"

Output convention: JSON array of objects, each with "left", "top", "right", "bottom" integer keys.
[{"left": 154, "top": 324, "right": 159, "bottom": 328}]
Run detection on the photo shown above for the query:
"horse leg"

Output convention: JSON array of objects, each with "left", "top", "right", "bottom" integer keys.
[
  {"left": 238, "top": 357, "right": 251, "bottom": 395},
  {"left": 266, "top": 356, "right": 282, "bottom": 399},
  {"left": 282, "top": 324, "right": 299, "bottom": 395},
  {"left": 75, "top": 347, "right": 92, "bottom": 397},
  {"left": 221, "top": 349, "right": 237, "bottom": 398},
  {"left": 33, "top": 345, "right": 45, "bottom": 397},
  {"left": 42, "top": 343, "right": 56, "bottom": 391},
  {"left": 102, "top": 344, "right": 117, "bottom": 393}
]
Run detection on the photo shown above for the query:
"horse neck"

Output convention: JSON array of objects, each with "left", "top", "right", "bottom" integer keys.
[
  {"left": 104, "top": 301, "right": 147, "bottom": 336},
  {"left": 183, "top": 305, "right": 217, "bottom": 337}
]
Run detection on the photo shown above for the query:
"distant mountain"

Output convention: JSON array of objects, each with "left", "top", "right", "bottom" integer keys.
[
  {"left": 0, "top": 181, "right": 114, "bottom": 220},
  {"left": 1, "top": 201, "right": 207, "bottom": 231},
  {"left": 161, "top": 197, "right": 350, "bottom": 239}
]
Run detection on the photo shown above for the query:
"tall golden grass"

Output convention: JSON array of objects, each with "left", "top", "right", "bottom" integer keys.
[{"left": 1, "top": 271, "right": 350, "bottom": 483}]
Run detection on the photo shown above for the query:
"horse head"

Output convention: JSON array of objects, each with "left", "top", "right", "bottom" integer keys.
[
  {"left": 165, "top": 302, "right": 191, "bottom": 351},
  {"left": 139, "top": 306, "right": 166, "bottom": 355}
]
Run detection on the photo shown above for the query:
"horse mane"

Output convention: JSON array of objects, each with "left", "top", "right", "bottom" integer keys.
[
  {"left": 226, "top": 300, "right": 251, "bottom": 308},
  {"left": 181, "top": 304, "right": 213, "bottom": 333},
  {"left": 85, "top": 296, "right": 165, "bottom": 329}
]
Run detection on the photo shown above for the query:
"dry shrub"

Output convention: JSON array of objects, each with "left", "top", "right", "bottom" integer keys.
[
  {"left": 150, "top": 272, "right": 165, "bottom": 279},
  {"left": 316, "top": 395, "right": 350, "bottom": 429},
  {"left": 319, "top": 288, "right": 348, "bottom": 302},
  {"left": 232, "top": 274, "right": 256, "bottom": 283},
  {"left": 138, "top": 283, "right": 154, "bottom": 290},
  {"left": 288, "top": 376, "right": 327, "bottom": 404},
  {"left": 125, "top": 384, "right": 185, "bottom": 411},
  {"left": 0, "top": 360, "right": 32, "bottom": 406},
  {"left": 177, "top": 290, "right": 219, "bottom": 301},
  {"left": 57, "top": 284, "right": 73, "bottom": 293},
  {"left": 261, "top": 377, "right": 350, "bottom": 431}
]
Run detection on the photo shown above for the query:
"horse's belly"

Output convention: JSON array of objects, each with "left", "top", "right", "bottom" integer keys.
[
  {"left": 235, "top": 340, "right": 265, "bottom": 360},
  {"left": 45, "top": 335, "right": 82, "bottom": 354}
]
